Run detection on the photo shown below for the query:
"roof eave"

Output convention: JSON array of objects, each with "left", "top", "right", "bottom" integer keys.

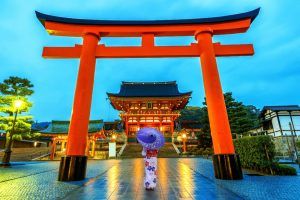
[{"left": 35, "top": 8, "right": 260, "bottom": 27}]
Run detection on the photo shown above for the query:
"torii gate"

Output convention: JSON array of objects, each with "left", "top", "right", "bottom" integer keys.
[{"left": 36, "top": 8, "right": 260, "bottom": 181}]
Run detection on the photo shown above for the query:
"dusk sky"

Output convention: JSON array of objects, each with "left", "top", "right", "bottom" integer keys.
[{"left": 0, "top": 0, "right": 299, "bottom": 122}]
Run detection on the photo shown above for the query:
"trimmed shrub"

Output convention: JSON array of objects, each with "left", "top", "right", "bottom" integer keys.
[
  {"left": 272, "top": 163, "right": 297, "bottom": 176},
  {"left": 234, "top": 136, "right": 297, "bottom": 175},
  {"left": 234, "top": 136, "right": 275, "bottom": 174},
  {"left": 186, "top": 146, "right": 213, "bottom": 156}
]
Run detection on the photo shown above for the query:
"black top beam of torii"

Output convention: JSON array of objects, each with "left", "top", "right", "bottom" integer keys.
[{"left": 36, "top": 8, "right": 260, "bottom": 26}]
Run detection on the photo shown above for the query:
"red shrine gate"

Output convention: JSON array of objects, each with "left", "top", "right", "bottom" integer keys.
[{"left": 36, "top": 8, "right": 260, "bottom": 181}]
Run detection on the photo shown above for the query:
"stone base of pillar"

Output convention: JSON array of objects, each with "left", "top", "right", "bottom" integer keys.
[
  {"left": 58, "top": 156, "right": 87, "bottom": 181},
  {"left": 213, "top": 154, "right": 243, "bottom": 180}
]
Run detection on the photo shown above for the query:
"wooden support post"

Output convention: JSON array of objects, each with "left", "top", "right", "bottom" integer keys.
[
  {"left": 50, "top": 138, "right": 56, "bottom": 160},
  {"left": 58, "top": 32, "right": 99, "bottom": 181},
  {"left": 196, "top": 29, "right": 242, "bottom": 180}
]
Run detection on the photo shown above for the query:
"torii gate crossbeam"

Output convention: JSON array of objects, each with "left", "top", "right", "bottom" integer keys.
[{"left": 36, "top": 8, "right": 260, "bottom": 182}]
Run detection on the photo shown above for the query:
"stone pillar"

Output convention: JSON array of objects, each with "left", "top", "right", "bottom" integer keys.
[
  {"left": 196, "top": 29, "right": 242, "bottom": 180},
  {"left": 58, "top": 32, "right": 99, "bottom": 181}
]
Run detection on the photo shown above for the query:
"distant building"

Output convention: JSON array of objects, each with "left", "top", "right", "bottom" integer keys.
[
  {"left": 107, "top": 81, "right": 191, "bottom": 142},
  {"left": 33, "top": 120, "right": 105, "bottom": 160},
  {"left": 260, "top": 105, "right": 300, "bottom": 137}
]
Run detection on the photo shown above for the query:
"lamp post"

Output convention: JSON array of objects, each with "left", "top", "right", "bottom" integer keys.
[
  {"left": 1, "top": 99, "right": 23, "bottom": 167},
  {"left": 182, "top": 133, "right": 187, "bottom": 153},
  {"left": 111, "top": 134, "right": 117, "bottom": 143}
]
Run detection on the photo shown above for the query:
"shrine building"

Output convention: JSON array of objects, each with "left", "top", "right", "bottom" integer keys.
[
  {"left": 38, "top": 120, "right": 105, "bottom": 160},
  {"left": 107, "top": 81, "right": 191, "bottom": 142}
]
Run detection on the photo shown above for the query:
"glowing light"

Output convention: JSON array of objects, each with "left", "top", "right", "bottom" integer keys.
[
  {"left": 182, "top": 133, "right": 187, "bottom": 139},
  {"left": 112, "top": 134, "right": 117, "bottom": 140},
  {"left": 13, "top": 99, "right": 23, "bottom": 109},
  {"left": 33, "top": 142, "right": 38, "bottom": 147},
  {"left": 177, "top": 136, "right": 182, "bottom": 142}
]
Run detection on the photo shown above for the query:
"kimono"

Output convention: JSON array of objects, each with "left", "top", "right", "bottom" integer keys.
[{"left": 142, "top": 147, "right": 158, "bottom": 189}]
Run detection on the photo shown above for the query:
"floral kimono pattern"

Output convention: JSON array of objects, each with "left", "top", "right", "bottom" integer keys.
[{"left": 142, "top": 148, "right": 158, "bottom": 189}]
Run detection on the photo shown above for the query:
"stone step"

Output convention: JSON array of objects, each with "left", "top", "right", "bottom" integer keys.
[{"left": 121, "top": 143, "right": 179, "bottom": 158}]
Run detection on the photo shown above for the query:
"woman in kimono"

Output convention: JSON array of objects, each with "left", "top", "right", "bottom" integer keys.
[
  {"left": 137, "top": 127, "right": 165, "bottom": 191},
  {"left": 142, "top": 147, "right": 158, "bottom": 190}
]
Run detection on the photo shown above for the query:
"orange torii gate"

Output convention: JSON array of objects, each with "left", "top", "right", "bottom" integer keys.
[{"left": 36, "top": 8, "right": 260, "bottom": 181}]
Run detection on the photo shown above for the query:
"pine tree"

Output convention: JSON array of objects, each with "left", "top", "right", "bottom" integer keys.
[
  {"left": 199, "top": 92, "right": 260, "bottom": 148},
  {"left": 0, "top": 77, "right": 34, "bottom": 165}
]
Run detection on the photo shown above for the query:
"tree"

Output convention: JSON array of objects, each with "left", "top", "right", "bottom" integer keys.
[
  {"left": 179, "top": 106, "right": 212, "bottom": 149},
  {"left": 202, "top": 92, "right": 260, "bottom": 138},
  {"left": 0, "top": 76, "right": 34, "bottom": 96},
  {"left": 196, "top": 92, "right": 260, "bottom": 149},
  {"left": 178, "top": 106, "right": 204, "bottom": 122},
  {"left": 0, "top": 77, "right": 34, "bottom": 166},
  {"left": 198, "top": 106, "right": 212, "bottom": 148}
]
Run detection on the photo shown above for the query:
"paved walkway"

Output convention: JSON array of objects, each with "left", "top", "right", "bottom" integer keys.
[{"left": 0, "top": 158, "right": 299, "bottom": 200}]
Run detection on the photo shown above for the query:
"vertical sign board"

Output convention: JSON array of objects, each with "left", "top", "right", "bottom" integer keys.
[{"left": 109, "top": 142, "right": 116, "bottom": 158}]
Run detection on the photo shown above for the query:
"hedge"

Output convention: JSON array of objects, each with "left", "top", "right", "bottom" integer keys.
[
  {"left": 234, "top": 135, "right": 296, "bottom": 175},
  {"left": 272, "top": 163, "right": 297, "bottom": 175}
]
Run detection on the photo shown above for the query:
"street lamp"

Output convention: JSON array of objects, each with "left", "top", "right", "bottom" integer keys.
[
  {"left": 111, "top": 134, "right": 117, "bottom": 142},
  {"left": 1, "top": 99, "right": 23, "bottom": 167}
]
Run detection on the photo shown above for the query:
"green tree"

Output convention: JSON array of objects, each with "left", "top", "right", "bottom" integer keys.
[
  {"left": 202, "top": 92, "right": 260, "bottom": 137},
  {"left": 0, "top": 77, "right": 34, "bottom": 166},
  {"left": 179, "top": 106, "right": 212, "bottom": 149},
  {"left": 198, "top": 106, "right": 212, "bottom": 148},
  {"left": 178, "top": 106, "right": 204, "bottom": 122},
  {"left": 197, "top": 92, "right": 260, "bottom": 149}
]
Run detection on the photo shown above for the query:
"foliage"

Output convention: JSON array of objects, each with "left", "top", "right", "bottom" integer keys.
[
  {"left": 296, "top": 140, "right": 300, "bottom": 149},
  {"left": 202, "top": 92, "right": 260, "bottom": 136},
  {"left": 187, "top": 146, "right": 213, "bottom": 155},
  {"left": 234, "top": 135, "right": 275, "bottom": 173},
  {"left": 178, "top": 106, "right": 203, "bottom": 122},
  {"left": 271, "top": 163, "right": 297, "bottom": 175},
  {"left": 0, "top": 77, "right": 34, "bottom": 141},
  {"left": 234, "top": 135, "right": 296, "bottom": 175},
  {"left": 0, "top": 76, "right": 34, "bottom": 96},
  {"left": 198, "top": 106, "right": 212, "bottom": 148},
  {"left": 0, "top": 96, "right": 33, "bottom": 139}
]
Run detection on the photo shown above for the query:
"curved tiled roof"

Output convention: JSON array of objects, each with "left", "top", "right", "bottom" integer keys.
[
  {"left": 39, "top": 120, "right": 104, "bottom": 134},
  {"left": 35, "top": 8, "right": 260, "bottom": 26},
  {"left": 107, "top": 81, "right": 192, "bottom": 98}
]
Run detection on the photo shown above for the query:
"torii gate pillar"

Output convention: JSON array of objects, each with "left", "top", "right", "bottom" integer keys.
[
  {"left": 58, "top": 33, "right": 99, "bottom": 181},
  {"left": 196, "top": 29, "right": 242, "bottom": 179}
]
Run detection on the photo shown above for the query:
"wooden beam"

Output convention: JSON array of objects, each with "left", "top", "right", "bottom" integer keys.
[{"left": 42, "top": 43, "right": 254, "bottom": 59}]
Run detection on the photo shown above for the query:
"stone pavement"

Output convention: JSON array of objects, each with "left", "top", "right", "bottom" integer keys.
[{"left": 0, "top": 158, "right": 299, "bottom": 200}]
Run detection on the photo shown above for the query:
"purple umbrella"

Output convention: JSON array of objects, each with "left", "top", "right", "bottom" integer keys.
[{"left": 137, "top": 127, "right": 165, "bottom": 150}]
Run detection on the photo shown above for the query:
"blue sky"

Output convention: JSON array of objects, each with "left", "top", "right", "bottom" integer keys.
[{"left": 0, "top": 0, "right": 299, "bottom": 122}]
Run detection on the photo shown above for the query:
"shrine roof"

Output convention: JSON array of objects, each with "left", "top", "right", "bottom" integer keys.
[
  {"left": 260, "top": 105, "right": 300, "bottom": 118},
  {"left": 107, "top": 81, "right": 192, "bottom": 98},
  {"left": 36, "top": 8, "right": 259, "bottom": 26},
  {"left": 38, "top": 120, "right": 104, "bottom": 134},
  {"left": 261, "top": 105, "right": 300, "bottom": 112}
]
